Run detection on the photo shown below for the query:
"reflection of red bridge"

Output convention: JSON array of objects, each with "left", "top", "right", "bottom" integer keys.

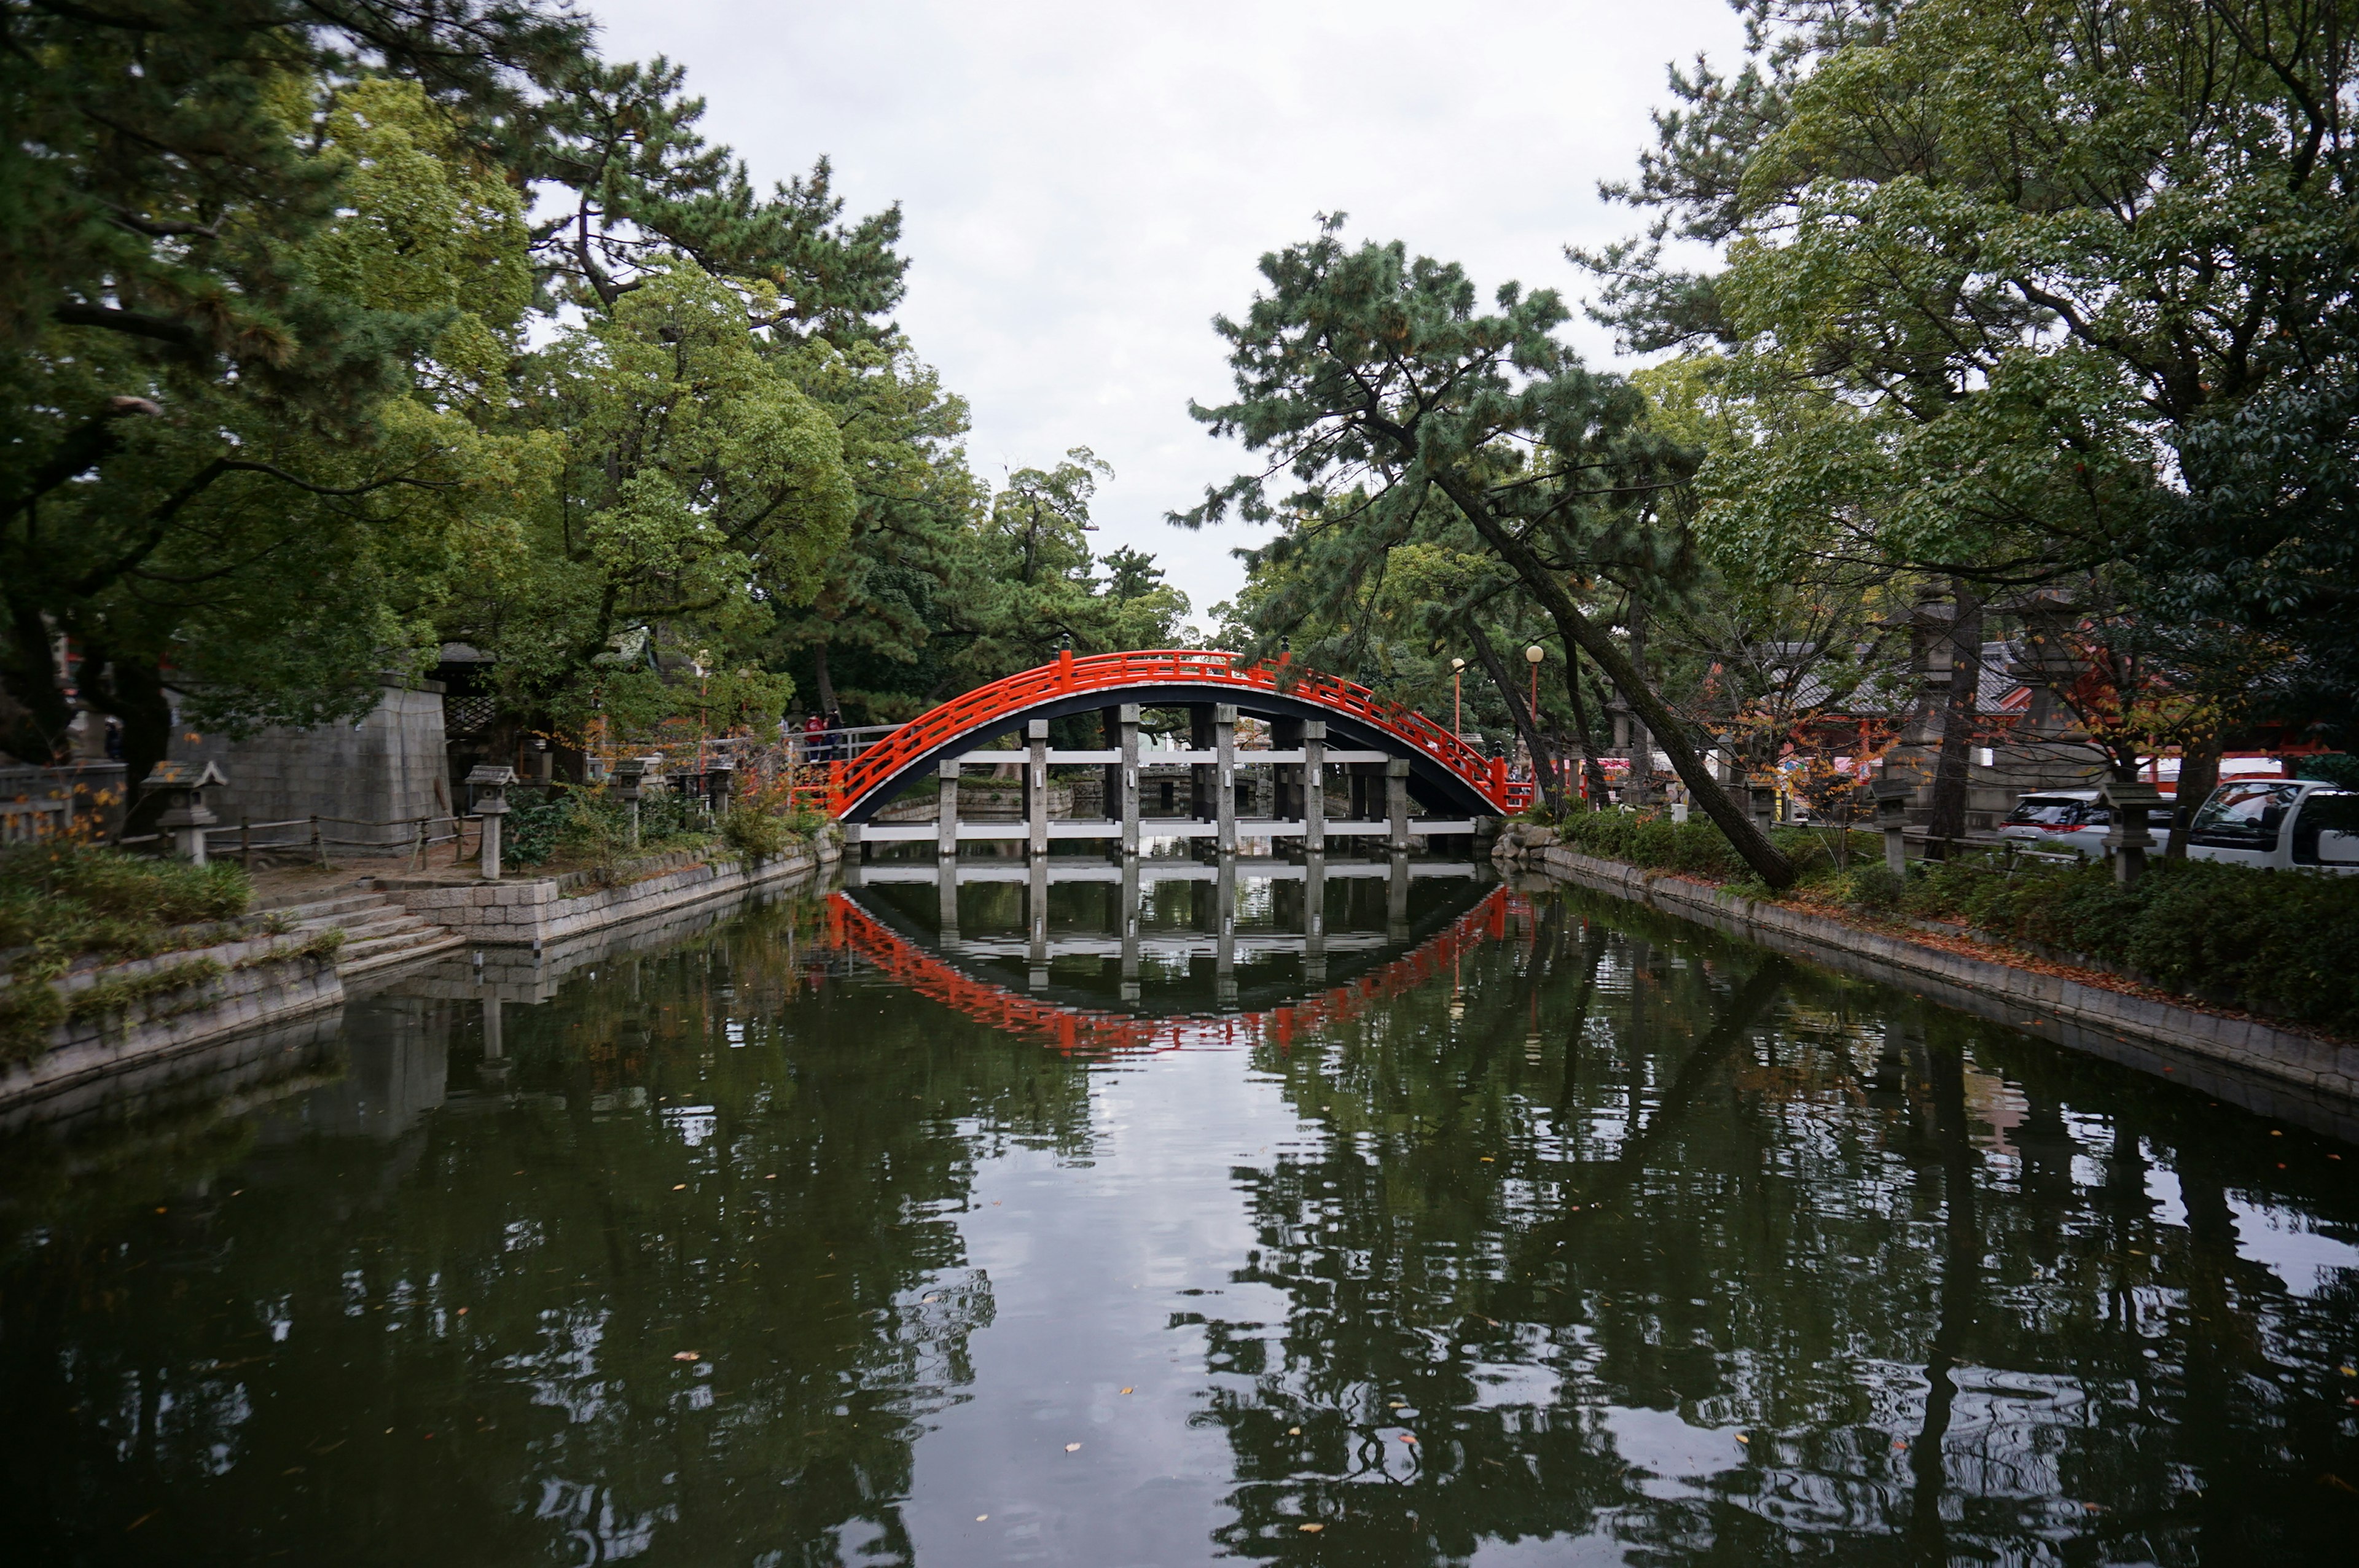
[{"left": 822, "top": 886, "right": 1527, "bottom": 1055}]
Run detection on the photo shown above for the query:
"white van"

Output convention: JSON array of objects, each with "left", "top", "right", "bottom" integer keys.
[
  {"left": 2000, "top": 790, "right": 2176, "bottom": 860},
  {"left": 2186, "top": 779, "right": 2359, "bottom": 873}
]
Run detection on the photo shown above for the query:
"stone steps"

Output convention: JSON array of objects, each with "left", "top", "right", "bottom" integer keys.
[{"left": 257, "top": 883, "right": 463, "bottom": 978}]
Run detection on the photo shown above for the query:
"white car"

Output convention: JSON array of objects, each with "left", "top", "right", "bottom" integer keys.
[
  {"left": 2186, "top": 779, "right": 2359, "bottom": 873},
  {"left": 1999, "top": 790, "right": 2175, "bottom": 860}
]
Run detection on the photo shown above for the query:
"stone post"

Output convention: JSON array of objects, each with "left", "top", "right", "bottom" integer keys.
[
  {"left": 140, "top": 762, "right": 224, "bottom": 866},
  {"left": 467, "top": 764, "right": 517, "bottom": 882},
  {"left": 1871, "top": 776, "right": 1914, "bottom": 877},
  {"left": 1304, "top": 851, "right": 1328, "bottom": 986},
  {"left": 938, "top": 862, "right": 960, "bottom": 940},
  {"left": 2100, "top": 778, "right": 2165, "bottom": 886},
  {"left": 1750, "top": 781, "right": 1778, "bottom": 840},
  {"left": 1214, "top": 704, "right": 1237, "bottom": 856},
  {"left": 1302, "top": 720, "right": 1326, "bottom": 854},
  {"left": 1118, "top": 703, "right": 1141, "bottom": 855},
  {"left": 612, "top": 757, "right": 646, "bottom": 850},
  {"left": 1027, "top": 719, "right": 1050, "bottom": 858},
  {"left": 1027, "top": 852, "right": 1050, "bottom": 988},
  {"left": 937, "top": 758, "right": 961, "bottom": 859},
  {"left": 1385, "top": 757, "right": 1412, "bottom": 852},
  {"left": 1387, "top": 850, "right": 1411, "bottom": 942},
  {"left": 1215, "top": 851, "right": 1237, "bottom": 1007},
  {"left": 1119, "top": 852, "right": 1141, "bottom": 1003}
]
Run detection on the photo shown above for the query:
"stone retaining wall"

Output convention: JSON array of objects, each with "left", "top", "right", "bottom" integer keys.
[
  {"left": 1, "top": 936, "right": 344, "bottom": 1112},
  {"left": 1497, "top": 829, "right": 2359, "bottom": 1114},
  {"left": 377, "top": 832, "right": 839, "bottom": 947}
]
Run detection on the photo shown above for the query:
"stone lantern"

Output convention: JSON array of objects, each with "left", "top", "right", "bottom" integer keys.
[
  {"left": 140, "top": 761, "right": 225, "bottom": 865},
  {"left": 1869, "top": 775, "right": 1915, "bottom": 877},
  {"left": 2099, "top": 776, "right": 2166, "bottom": 885},
  {"left": 611, "top": 757, "right": 646, "bottom": 850},
  {"left": 466, "top": 763, "right": 518, "bottom": 881},
  {"left": 706, "top": 759, "right": 735, "bottom": 817}
]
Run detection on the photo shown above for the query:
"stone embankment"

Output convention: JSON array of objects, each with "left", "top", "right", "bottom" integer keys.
[
  {"left": 0, "top": 831, "right": 839, "bottom": 1115},
  {"left": 1493, "top": 821, "right": 2359, "bottom": 1113}
]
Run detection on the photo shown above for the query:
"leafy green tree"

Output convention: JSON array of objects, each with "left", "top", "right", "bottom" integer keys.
[
  {"left": 0, "top": 40, "right": 569, "bottom": 781},
  {"left": 1587, "top": 0, "right": 2359, "bottom": 738},
  {"left": 1178, "top": 220, "right": 1795, "bottom": 884},
  {"left": 453, "top": 261, "right": 856, "bottom": 734}
]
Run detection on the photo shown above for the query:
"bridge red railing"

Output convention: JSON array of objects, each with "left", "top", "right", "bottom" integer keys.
[{"left": 813, "top": 649, "right": 1522, "bottom": 817}]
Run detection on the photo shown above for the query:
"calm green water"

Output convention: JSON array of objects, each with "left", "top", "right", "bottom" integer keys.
[{"left": 4, "top": 862, "right": 2358, "bottom": 1566}]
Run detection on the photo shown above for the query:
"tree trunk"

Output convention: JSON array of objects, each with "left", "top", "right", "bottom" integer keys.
[
  {"left": 1464, "top": 620, "right": 1563, "bottom": 816},
  {"left": 0, "top": 601, "right": 75, "bottom": 765},
  {"left": 810, "top": 639, "right": 837, "bottom": 716},
  {"left": 1925, "top": 581, "right": 1982, "bottom": 854},
  {"left": 1431, "top": 472, "right": 1797, "bottom": 887},
  {"left": 82, "top": 647, "right": 174, "bottom": 835},
  {"left": 2166, "top": 737, "right": 2221, "bottom": 859},
  {"left": 1625, "top": 607, "right": 1654, "bottom": 805},
  {"left": 1563, "top": 649, "right": 1610, "bottom": 808}
]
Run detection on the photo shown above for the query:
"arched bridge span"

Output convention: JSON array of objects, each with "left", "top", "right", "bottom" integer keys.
[{"left": 823, "top": 649, "right": 1522, "bottom": 824}]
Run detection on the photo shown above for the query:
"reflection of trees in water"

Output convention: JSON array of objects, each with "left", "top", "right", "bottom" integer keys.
[
  {"left": 1202, "top": 887, "right": 2359, "bottom": 1564},
  {"left": 0, "top": 899, "right": 1097, "bottom": 1566}
]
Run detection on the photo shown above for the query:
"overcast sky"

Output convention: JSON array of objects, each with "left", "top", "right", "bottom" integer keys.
[{"left": 585, "top": 0, "right": 1745, "bottom": 629}]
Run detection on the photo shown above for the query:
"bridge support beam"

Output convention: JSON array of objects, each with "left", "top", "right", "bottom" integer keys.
[
  {"left": 1386, "top": 757, "right": 1412, "bottom": 852},
  {"left": 1302, "top": 720, "right": 1326, "bottom": 854},
  {"left": 1388, "top": 850, "right": 1411, "bottom": 942},
  {"left": 1027, "top": 719, "right": 1049, "bottom": 857},
  {"left": 1215, "top": 704, "right": 1237, "bottom": 856},
  {"left": 937, "top": 759, "right": 960, "bottom": 859},
  {"left": 1117, "top": 703, "right": 1140, "bottom": 854}
]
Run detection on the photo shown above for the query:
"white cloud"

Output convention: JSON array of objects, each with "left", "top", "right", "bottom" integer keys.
[{"left": 585, "top": 0, "right": 1746, "bottom": 626}]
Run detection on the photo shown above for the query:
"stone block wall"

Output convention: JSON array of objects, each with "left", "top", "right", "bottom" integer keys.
[
  {"left": 381, "top": 835, "right": 837, "bottom": 948},
  {"left": 179, "top": 681, "right": 452, "bottom": 850}
]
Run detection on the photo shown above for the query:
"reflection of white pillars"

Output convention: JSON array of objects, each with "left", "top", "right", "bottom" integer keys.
[
  {"left": 1386, "top": 757, "right": 1412, "bottom": 852},
  {"left": 1027, "top": 719, "right": 1050, "bottom": 857},
  {"left": 1027, "top": 852, "right": 1049, "bottom": 988},
  {"left": 1304, "top": 850, "right": 1328, "bottom": 986},
  {"left": 1215, "top": 704, "right": 1237, "bottom": 856},
  {"left": 482, "top": 994, "right": 503, "bottom": 1058},
  {"left": 937, "top": 759, "right": 960, "bottom": 859},
  {"left": 1215, "top": 851, "right": 1237, "bottom": 1007},
  {"left": 1119, "top": 852, "right": 1141, "bottom": 1003},
  {"left": 938, "top": 865, "right": 960, "bottom": 940},
  {"left": 1118, "top": 703, "right": 1141, "bottom": 854},
  {"left": 1387, "top": 851, "right": 1411, "bottom": 942}
]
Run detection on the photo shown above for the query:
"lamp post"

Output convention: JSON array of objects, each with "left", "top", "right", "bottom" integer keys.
[
  {"left": 2099, "top": 776, "right": 2165, "bottom": 885},
  {"left": 1524, "top": 645, "right": 1544, "bottom": 793},
  {"left": 1869, "top": 775, "right": 1915, "bottom": 877},
  {"left": 467, "top": 764, "right": 517, "bottom": 881},
  {"left": 140, "top": 761, "right": 225, "bottom": 865},
  {"left": 1450, "top": 657, "right": 1466, "bottom": 739},
  {"left": 612, "top": 757, "right": 646, "bottom": 850}
]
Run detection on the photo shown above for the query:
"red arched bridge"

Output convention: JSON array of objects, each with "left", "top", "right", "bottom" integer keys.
[{"left": 800, "top": 649, "right": 1531, "bottom": 849}]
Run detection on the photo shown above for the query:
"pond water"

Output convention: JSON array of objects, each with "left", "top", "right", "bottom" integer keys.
[{"left": 4, "top": 857, "right": 2358, "bottom": 1566}]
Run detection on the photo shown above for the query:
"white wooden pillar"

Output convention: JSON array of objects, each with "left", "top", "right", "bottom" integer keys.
[{"left": 1027, "top": 718, "right": 1049, "bottom": 857}]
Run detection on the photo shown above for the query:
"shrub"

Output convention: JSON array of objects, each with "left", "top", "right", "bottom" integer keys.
[
  {"left": 720, "top": 803, "right": 796, "bottom": 859},
  {"left": 1836, "top": 864, "right": 1906, "bottom": 915},
  {"left": 1904, "top": 854, "right": 2359, "bottom": 1035}
]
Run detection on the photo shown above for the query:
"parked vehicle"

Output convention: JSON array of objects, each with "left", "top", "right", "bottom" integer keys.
[
  {"left": 1999, "top": 790, "right": 2176, "bottom": 860},
  {"left": 2186, "top": 779, "right": 2359, "bottom": 873}
]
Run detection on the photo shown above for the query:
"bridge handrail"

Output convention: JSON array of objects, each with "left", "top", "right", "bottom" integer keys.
[{"left": 825, "top": 649, "right": 1510, "bottom": 814}]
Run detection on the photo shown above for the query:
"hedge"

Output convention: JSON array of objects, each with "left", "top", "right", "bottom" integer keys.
[{"left": 1533, "top": 808, "right": 2359, "bottom": 1036}]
